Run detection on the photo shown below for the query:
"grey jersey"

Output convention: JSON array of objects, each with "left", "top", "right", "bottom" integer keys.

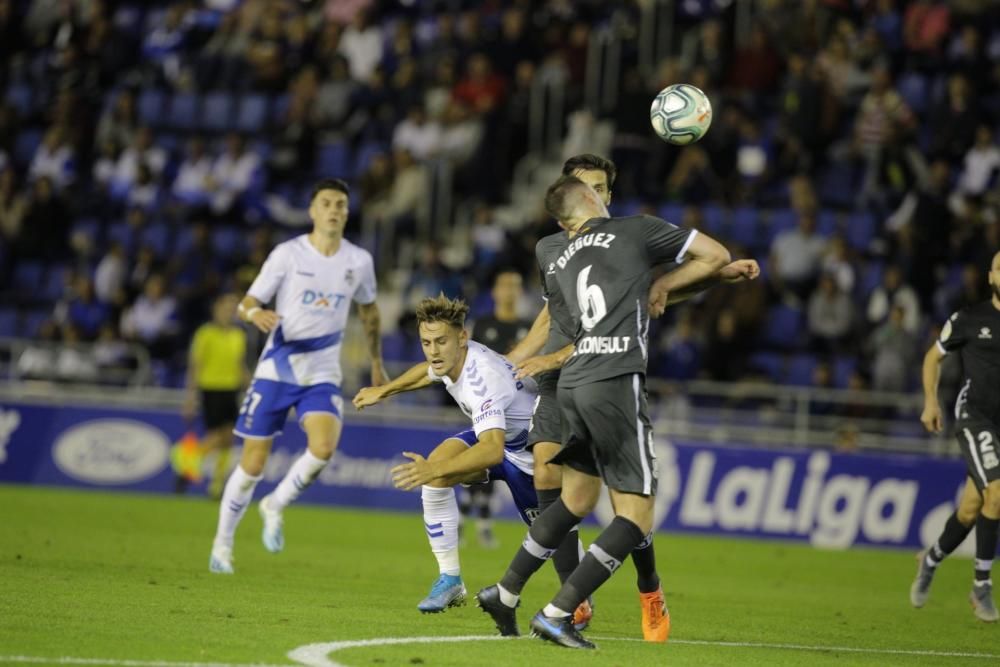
[
  {"left": 550, "top": 215, "right": 695, "bottom": 388},
  {"left": 536, "top": 231, "right": 575, "bottom": 355}
]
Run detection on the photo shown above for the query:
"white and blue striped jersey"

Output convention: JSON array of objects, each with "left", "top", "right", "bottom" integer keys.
[
  {"left": 428, "top": 340, "right": 539, "bottom": 475},
  {"left": 247, "top": 235, "right": 376, "bottom": 387}
]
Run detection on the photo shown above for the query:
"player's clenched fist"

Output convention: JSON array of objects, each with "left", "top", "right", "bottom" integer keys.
[{"left": 719, "top": 259, "right": 760, "bottom": 283}]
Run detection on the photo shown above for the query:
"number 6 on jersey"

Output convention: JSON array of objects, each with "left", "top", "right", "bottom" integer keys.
[{"left": 577, "top": 265, "right": 607, "bottom": 331}]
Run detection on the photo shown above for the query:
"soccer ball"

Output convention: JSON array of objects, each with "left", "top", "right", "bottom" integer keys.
[{"left": 649, "top": 84, "right": 713, "bottom": 145}]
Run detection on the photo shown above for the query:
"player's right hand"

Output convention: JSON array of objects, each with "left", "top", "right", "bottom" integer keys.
[
  {"left": 249, "top": 309, "right": 280, "bottom": 333},
  {"left": 352, "top": 386, "right": 384, "bottom": 410},
  {"left": 920, "top": 403, "right": 943, "bottom": 433},
  {"left": 719, "top": 259, "right": 760, "bottom": 283}
]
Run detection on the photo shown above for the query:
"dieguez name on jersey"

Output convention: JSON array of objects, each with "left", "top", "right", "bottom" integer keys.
[
  {"left": 555, "top": 233, "right": 616, "bottom": 269},
  {"left": 574, "top": 336, "right": 630, "bottom": 355}
]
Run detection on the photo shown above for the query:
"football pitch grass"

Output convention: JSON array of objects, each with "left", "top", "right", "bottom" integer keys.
[{"left": 1, "top": 485, "right": 998, "bottom": 666}]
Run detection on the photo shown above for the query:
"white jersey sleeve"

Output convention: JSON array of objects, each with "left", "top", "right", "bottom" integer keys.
[
  {"left": 247, "top": 245, "right": 288, "bottom": 304},
  {"left": 352, "top": 252, "right": 377, "bottom": 305}
]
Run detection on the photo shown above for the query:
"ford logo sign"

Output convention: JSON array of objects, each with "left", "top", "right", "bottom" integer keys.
[{"left": 53, "top": 420, "right": 170, "bottom": 485}]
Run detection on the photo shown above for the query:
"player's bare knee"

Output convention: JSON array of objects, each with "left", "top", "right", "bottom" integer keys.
[
  {"left": 958, "top": 502, "right": 981, "bottom": 525},
  {"left": 983, "top": 483, "right": 1000, "bottom": 515},
  {"left": 533, "top": 462, "right": 562, "bottom": 490},
  {"left": 307, "top": 439, "right": 336, "bottom": 460}
]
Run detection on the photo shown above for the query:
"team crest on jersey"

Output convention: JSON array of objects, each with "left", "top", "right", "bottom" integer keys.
[
  {"left": 480, "top": 399, "right": 493, "bottom": 412},
  {"left": 546, "top": 263, "right": 556, "bottom": 275},
  {"left": 344, "top": 269, "right": 355, "bottom": 286},
  {"left": 301, "top": 290, "right": 346, "bottom": 308},
  {"left": 979, "top": 327, "right": 992, "bottom": 340}
]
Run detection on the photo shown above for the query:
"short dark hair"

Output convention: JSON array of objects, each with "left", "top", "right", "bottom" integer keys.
[
  {"left": 311, "top": 178, "right": 350, "bottom": 202},
  {"left": 415, "top": 294, "right": 469, "bottom": 330},
  {"left": 544, "top": 175, "right": 589, "bottom": 221},
  {"left": 562, "top": 153, "right": 617, "bottom": 188}
]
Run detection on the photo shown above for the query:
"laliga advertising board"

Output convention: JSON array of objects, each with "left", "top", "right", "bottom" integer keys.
[{"left": 0, "top": 398, "right": 980, "bottom": 555}]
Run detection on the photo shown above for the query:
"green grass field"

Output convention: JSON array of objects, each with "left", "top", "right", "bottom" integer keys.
[{"left": 1, "top": 484, "right": 997, "bottom": 666}]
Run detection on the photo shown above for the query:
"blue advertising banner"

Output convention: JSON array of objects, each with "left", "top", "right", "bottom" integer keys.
[{"left": 0, "top": 398, "right": 971, "bottom": 552}]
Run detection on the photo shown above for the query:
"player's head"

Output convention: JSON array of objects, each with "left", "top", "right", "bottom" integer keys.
[
  {"left": 491, "top": 269, "right": 523, "bottom": 313},
  {"left": 544, "top": 175, "right": 609, "bottom": 230},
  {"left": 562, "top": 154, "right": 616, "bottom": 206},
  {"left": 416, "top": 294, "right": 470, "bottom": 379},
  {"left": 309, "top": 178, "right": 350, "bottom": 237},
  {"left": 212, "top": 293, "right": 240, "bottom": 326},
  {"left": 990, "top": 251, "right": 1000, "bottom": 301}
]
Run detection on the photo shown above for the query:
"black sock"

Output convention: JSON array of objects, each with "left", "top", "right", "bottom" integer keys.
[
  {"left": 928, "top": 511, "right": 974, "bottom": 566},
  {"left": 538, "top": 488, "right": 581, "bottom": 584},
  {"left": 632, "top": 531, "right": 660, "bottom": 593},
  {"left": 500, "top": 498, "right": 582, "bottom": 595},
  {"left": 551, "top": 516, "right": 645, "bottom": 614},
  {"left": 975, "top": 514, "right": 999, "bottom": 583}
]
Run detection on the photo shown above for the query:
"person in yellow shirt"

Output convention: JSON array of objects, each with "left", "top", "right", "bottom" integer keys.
[{"left": 180, "top": 293, "right": 249, "bottom": 498}]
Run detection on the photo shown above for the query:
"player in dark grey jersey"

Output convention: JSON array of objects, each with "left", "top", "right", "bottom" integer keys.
[
  {"left": 479, "top": 175, "right": 731, "bottom": 649},
  {"left": 911, "top": 251, "right": 1000, "bottom": 622}
]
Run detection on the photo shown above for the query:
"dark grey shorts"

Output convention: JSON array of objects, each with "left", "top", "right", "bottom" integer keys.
[
  {"left": 528, "top": 370, "right": 563, "bottom": 448},
  {"left": 553, "top": 373, "right": 657, "bottom": 496},
  {"left": 956, "top": 415, "right": 1000, "bottom": 491}
]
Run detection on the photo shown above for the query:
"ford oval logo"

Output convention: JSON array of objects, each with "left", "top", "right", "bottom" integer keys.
[{"left": 53, "top": 420, "right": 170, "bottom": 485}]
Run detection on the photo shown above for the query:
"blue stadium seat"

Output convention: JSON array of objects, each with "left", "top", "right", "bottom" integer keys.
[
  {"left": 353, "top": 142, "right": 386, "bottom": 179},
  {"left": 316, "top": 141, "right": 350, "bottom": 178},
  {"left": 701, "top": 203, "right": 726, "bottom": 235},
  {"left": 235, "top": 94, "right": 269, "bottom": 133},
  {"left": 382, "top": 331, "right": 413, "bottom": 362},
  {"left": 785, "top": 354, "right": 818, "bottom": 386},
  {"left": 200, "top": 92, "right": 234, "bottom": 131},
  {"left": 13, "top": 129, "right": 42, "bottom": 167},
  {"left": 0, "top": 308, "right": 17, "bottom": 337},
  {"left": 211, "top": 226, "right": 245, "bottom": 259},
  {"left": 832, "top": 355, "right": 856, "bottom": 388},
  {"left": 728, "top": 207, "right": 760, "bottom": 249},
  {"left": 658, "top": 203, "right": 684, "bottom": 225},
  {"left": 764, "top": 208, "right": 798, "bottom": 246},
  {"left": 13, "top": 261, "right": 45, "bottom": 292},
  {"left": 71, "top": 218, "right": 102, "bottom": 245},
  {"left": 817, "top": 209, "right": 838, "bottom": 236},
  {"left": 271, "top": 94, "right": 290, "bottom": 124},
  {"left": 41, "top": 264, "right": 68, "bottom": 301},
  {"left": 137, "top": 89, "right": 167, "bottom": 127},
  {"left": 897, "top": 71, "right": 928, "bottom": 115},
  {"left": 106, "top": 222, "right": 138, "bottom": 254},
  {"left": 5, "top": 83, "right": 32, "bottom": 116},
  {"left": 140, "top": 223, "right": 172, "bottom": 258},
  {"left": 167, "top": 93, "right": 200, "bottom": 131},
  {"left": 20, "top": 309, "right": 50, "bottom": 337},
  {"left": 748, "top": 351, "right": 783, "bottom": 381},
  {"left": 760, "top": 304, "right": 803, "bottom": 349},
  {"left": 859, "top": 261, "right": 884, "bottom": 298},
  {"left": 818, "top": 163, "right": 855, "bottom": 208},
  {"left": 846, "top": 211, "right": 877, "bottom": 251},
  {"left": 612, "top": 199, "right": 645, "bottom": 217}
]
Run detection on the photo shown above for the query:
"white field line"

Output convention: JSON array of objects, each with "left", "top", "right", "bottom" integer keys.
[{"left": 4, "top": 634, "right": 998, "bottom": 667}]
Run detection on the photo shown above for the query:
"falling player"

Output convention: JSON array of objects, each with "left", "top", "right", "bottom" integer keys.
[
  {"left": 912, "top": 250, "right": 1000, "bottom": 622},
  {"left": 209, "top": 178, "right": 387, "bottom": 574}
]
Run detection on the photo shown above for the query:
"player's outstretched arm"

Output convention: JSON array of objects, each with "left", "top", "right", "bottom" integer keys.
[
  {"left": 237, "top": 295, "right": 280, "bottom": 333},
  {"left": 506, "top": 304, "right": 551, "bottom": 364},
  {"left": 514, "top": 343, "right": 574, "bottom": 379},
  {"left": 664, "top": 258, "right": 761, "bottom": 306},
  {"left": 920, "top": 343, "right": 946, "bottom": 434},
  {"left": 391, "top": 429, "right": 505, "bottom": 490},
  {"left": 649, "top": 233, "right": 731, "bottom": 317},
  {"left": 357, "top": 302, "right": 389, "bottom": 385},
  {"left": 353, "top": 361, "right": 432, "bottom": 410}
]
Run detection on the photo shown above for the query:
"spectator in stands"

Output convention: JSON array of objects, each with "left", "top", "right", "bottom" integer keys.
[
  {"left": 55, "top": 275, "right": 111, "bottom": 341},
  {"left": 770, "top": 211, "right": 827, "bottom": 302},
  {"left": 866, "top": 264, "right": 921, "bottom": 334},
  {"left": 821, "top": 235, "right": 856, "bottom": 295},
  {"left": 703, "top": 308, "right": 748, "bottom": 382},
  {"left": 928, "top": 74, "right": 979, "bottom": 162},
  {"left": 807, "top": 272, "right": 855, "bottom": 355},
  {"left": 95, "top": 90, "right": 138, "bottom": 155},
  {"left": 94, "top": 242, "right": 127, "bottom": 308},
  {"left": 55, "top": 325, "right": 98, "bottom": 382},
  {"left": 268, "top": 82, "right": 317, "bottom": 188},
  {"left": 0, "top": 167, "right": 26, "bottom": 245},
  {"left": 206, "top": 132, "right": 260, "bottom": 217},
  {"left": 437, "top": 100, "right": 483, "bottom": 168},
  {"left": 453, "top": 53, "right": 506, "bottom": 114},
  {"left": 29, "top": 126, "right": 76, "bottom": 190},
  {"left": 315, "top": 56, "right": 361, "bottom": 132},
  {"left": 92, "top": 139, "right": 118, "bottom": 197},
  {"left": 16, "top": 176, "right": 70, "bottom": 260},
  {"left": 121, "top": 273, "right": 179, "bottom": 360},
  {"left": 868, "top": 305, "right": 917, "bottom": 392},
  {"left": 657, "top": 310, "right": 702, "bottom": 381},
  {"left": 111, "top": 127, "right": 167, "bottom": 201},
  {"left": 128, "top": 246, "right": 160, "bottom": 302},
  {"left": 816, "top": 34, "right": 869, "bottom": 102},
  {"left": 339, "top": 9, "right": 382, "bottom": 82},
  {"left": 392, "top": 105, "right": 442, "bottom": 162},
  {"left": 172, "top": 137, "right": 212, "bottom": 208},
  {"left": 245, "top": 6, "right": 290, "bottom": 91},
  {"left": 666, "top": 145, "right": 717, "bottom": 203},
  {"left": 954, "top": 124, "right": 1000, "bottom": 200},
  {"left": 729, "top": 23, "right": 782, "bottom": 95},
  {"left": 141, "top": 3, "right": 189, "bottom": 86},
  {"left": 902, "top": 0, "right": 950, "bottom": 63},
  {"left": 404, "top": 242, "right": 463, "bottom": 310},
  {"left": 935, "top": 262, "right": 988, "bottom": 321},
  {"left": 680, "top": 18, "right": 727, "bottom": 87},
  {"left": 486, "top": 8, "right": 536, "bottom": 80},
  {"left": 17, "top": 321, "right": 59, "bottom": 380},
  {"left": 195, "top": 8, "right": 250, "bottom": 90}
]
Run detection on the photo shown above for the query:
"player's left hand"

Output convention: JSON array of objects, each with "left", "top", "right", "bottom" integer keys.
[
  {"left": 371, "top": 361, "right": 390, "bottom": 386},
  {"left": 719, "top": 259, "right": 760, "bottom": 283},
  {"left": 648, "top": 286, "right": 669, "bottom": 318},
  {"left": 515, "top": 354, "right": 557, "bottom": 379},
  {"left": 352, "top": 386, "right": 385, "bottom": 411},
  {"left": 391, "top": 452, "right": 436, "bottom": 490}
]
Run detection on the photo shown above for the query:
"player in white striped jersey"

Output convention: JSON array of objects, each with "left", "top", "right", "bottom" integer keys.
[
  {"left": 209, "top": 178, "right": 387, "bottom": 574},
  {"left": 353, "top": 295, "right": 542, "bottom": 613}
]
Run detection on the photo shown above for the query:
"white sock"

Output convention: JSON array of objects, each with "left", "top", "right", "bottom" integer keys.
[
  {"left": 543, "top": 603, "right": 571, "bottom": 618},
  {"left": 270, "top": 450, "right": 329, "bottom": 511},
  {"left": 497, "top": 583, "right": 519, "bottom": 608},
  {"left": 214, "top": 465, "right": 262, "bottom": 547},
  {"left": 422, "top": 485, "right": 460, "bottom": 576}
]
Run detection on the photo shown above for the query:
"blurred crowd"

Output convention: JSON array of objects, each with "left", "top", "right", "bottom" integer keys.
[{"left": 0, "top": 0, "right": 997, "bottom": 395}]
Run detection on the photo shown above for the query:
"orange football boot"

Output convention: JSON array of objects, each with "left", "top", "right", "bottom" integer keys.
[{"left": 639, "top": 587, "right": 670, "bottom": 642}]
